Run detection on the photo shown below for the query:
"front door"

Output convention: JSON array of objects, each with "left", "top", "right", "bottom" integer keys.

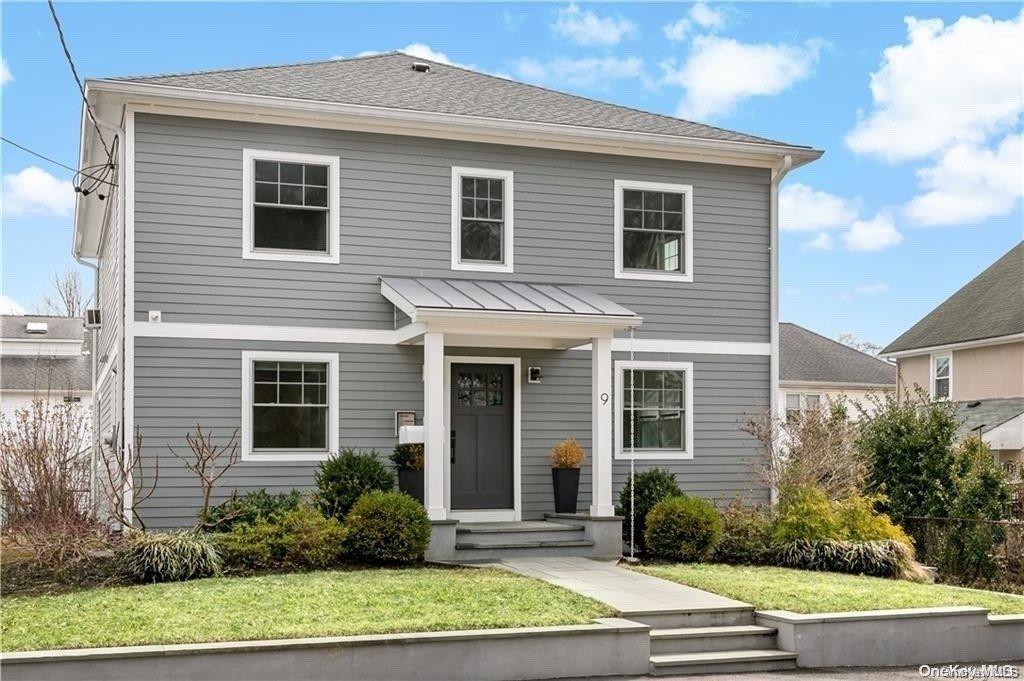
[{"left": 450, "top": 363, "right": 514, "bottom": 510}]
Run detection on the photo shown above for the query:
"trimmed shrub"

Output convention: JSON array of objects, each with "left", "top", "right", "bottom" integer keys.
[
  {"left": 616, "top": 468, "right": 683, "bottom": 552},
  {"left": 644, "top": 495, "right": 722, "bottom": 562},
  {"left": 203, "top": 489, "right": 305, "bottom": 531},
  {"left": 316, "top": 449, "right": 395, "bottom": 520},
  {"left": 117, "top": 531, "right": 221, "bottom": 583},
  {"left": 711, "top": 499, "right": 773, "bottom": 565},
  {"left": 836, "top": 495, "right": 911, "bottom": 544},
  {"left": 771, "top": 486, "right": 843, "bottom": 544},
  {"left": 776, "top": 539, "right": 925, "bottom": 581},
  {"left": 215, "top": 504, "right": 348, "bottom": 572},
  {"left": 345, "top": 491, "right": 430, "bottom": 564}
]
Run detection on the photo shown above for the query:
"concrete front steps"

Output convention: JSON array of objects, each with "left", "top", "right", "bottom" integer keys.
[
  {"left": 623, "top": 606, "right": 797, "bottom": 676},
  {"left": 452, "top": 521, "right": 595, "bottom": 561}
]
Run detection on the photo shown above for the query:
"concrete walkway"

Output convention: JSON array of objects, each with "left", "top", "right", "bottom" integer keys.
[{"left": 494, "top": 557, "right": 747, "bottom": 613}]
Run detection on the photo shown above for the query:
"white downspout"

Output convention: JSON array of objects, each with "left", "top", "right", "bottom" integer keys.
[{"left": 768, "top": 154, "right": 792, "bottom": 506}]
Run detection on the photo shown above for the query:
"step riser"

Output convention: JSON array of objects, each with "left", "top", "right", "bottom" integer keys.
[
  {"left": 453, "top": 546, "right": 601, "bottom": 561},
  {"left": 651, "top": 632, "right": 777, "bottom": 655},
  {"left": 626, "top": 610, "right": 755, "bottom": 629},
  {"left": 455, "top": 530, "right": 585, "bottom": 544},
  {"left": 650, "top": 659, "right": 797, "bottom": 676}
]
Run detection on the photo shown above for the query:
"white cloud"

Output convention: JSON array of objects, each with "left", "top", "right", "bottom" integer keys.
[
  {"left": 352, "top": 44, "right": 467, "bottom": 67},
  {"left": 514, "top": 56, "right": 644, "bottom": 90},
  {"left": 780, "top": 183, "right": 859, "bottom": 232},
  {"left": 802, "top": 233, "right": 834, "bottom": 251},
  {"left": 841, "top": 212, "right": 903, "bottom": 252},
  {"left": 663, "top": 2, "right": 728, "bottom": 42},
  {"left": 2, "top": 166, "right": 75, "bottom": 217},
  {"left": 0, "top": 295, "right": 26, "bottom": 315},
  {"left": 904, "top": 133, "right": 1023, "bottom": 226},
  {"left": 552, "top": 3, "right": 636, "bottom": 47},
  {"left": 846, "top": 12, "right": 1023, "bottom": 162},
  {"left": 663, "top": 36, "right": 824, "bottom": 119},
  {"left": 1, "top": 57, "right": 11, "bottom": 86}
]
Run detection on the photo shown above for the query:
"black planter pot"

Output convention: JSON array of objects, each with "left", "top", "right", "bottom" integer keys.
[
  {"left": 551, "top": 468, "right": 580, "bottom": 514},
  {"left": 397, "top": 469, "right": 424, "bottom": 504}
]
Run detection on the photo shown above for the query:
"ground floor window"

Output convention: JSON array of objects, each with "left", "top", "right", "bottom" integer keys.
[
  {"left": 241, "top": 351, "right": 339, "bottom": 461},
  {"left": 615, "top": 360, "right": 693, "bottom": 460},
  {"left": 785, "top": 392, "right": 822, "bottom": 422}
]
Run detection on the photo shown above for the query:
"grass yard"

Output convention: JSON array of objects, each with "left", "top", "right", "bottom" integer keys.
[
  {"left": 633, "top": 563, "right": 1024, "bottom": 615},
  {"left": 0, "top": 567, "right": 610, "bottom": 652}
]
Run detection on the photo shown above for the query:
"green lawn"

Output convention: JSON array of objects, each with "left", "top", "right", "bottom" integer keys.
[
  {"left": 0, "top": 567, "right": 610, "bottom": 652},
  {"left": 633, "top": 563, "right": 1024, "bottom": 615}
]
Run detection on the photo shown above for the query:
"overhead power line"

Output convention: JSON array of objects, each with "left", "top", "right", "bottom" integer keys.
[{"left": 0, "top": 136, "right": 117, "bottom": 188}]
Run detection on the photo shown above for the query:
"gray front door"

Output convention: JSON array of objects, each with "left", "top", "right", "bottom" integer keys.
[{"left": 451, "top": 363, "right": 514, "bottom": 510}]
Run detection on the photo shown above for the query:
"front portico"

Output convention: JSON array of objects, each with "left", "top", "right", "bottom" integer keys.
[{"left": 380, "top": 276, "right": 642, "bottom": 526}]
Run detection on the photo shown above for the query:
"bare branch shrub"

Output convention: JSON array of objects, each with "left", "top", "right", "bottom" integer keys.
[
  {"left": 38, "top": 268, "right": 88, "bottom": 317},
  {"left": 168, "top": 426, "right": 240, "bottom": 528},
  {"left": 745, "top": 398, "right": 866, "bottom": 500},
  {"left": 100, "top": 425, "right": 159, "bottom": 530}
]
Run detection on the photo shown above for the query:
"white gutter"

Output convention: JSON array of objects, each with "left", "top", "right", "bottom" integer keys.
[{"left": 768, "top": 154, "right": 793, "bottom": 505}]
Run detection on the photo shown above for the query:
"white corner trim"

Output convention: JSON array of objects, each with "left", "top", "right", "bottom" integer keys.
[
  {"left": 240, "top": 350, "right": 339, "bottom": 462},
  {"left": 123, "top": 108, "right": 137, "bottom": 521},
  {"left": 450, "top": 166, "right": 514, "bottom": 274},
  {"left": 614, "top": 359, "right": 694, "bottom": 461},
  {"left": 241, "top": 148, "right": 341, "bottom": 264},
  {"left": 443, "top": 355, "right": 522, "bottom": 521},
  {"left": 613, "top": 179, "right": 694, "bottom": 283}
]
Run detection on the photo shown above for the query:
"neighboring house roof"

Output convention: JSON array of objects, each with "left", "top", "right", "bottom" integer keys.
[
  {"left": 380, "top": 276, "right": 639, "bottom": 319},
  {"left": 955, "top": 397, "right": 1024, "bottom": 441},
  {"left": 883, "top": 241, "right": 1024, "bottom": 354},
  {"left": 780, "top": 322, "right": 896, "bottom": 387},
  {"left": 110, "top": 52, "right": 809, "bottom": 149},
  {"left": 1, "top": 316, "right": 91, "bottom": 392}
]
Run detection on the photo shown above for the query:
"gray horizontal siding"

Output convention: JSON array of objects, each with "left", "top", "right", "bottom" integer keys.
[
  {"left": 133, "top": 113, "right": 770, "bottom": 342},
  {"left": 134, "top": 337, "right": 768, "bottom": 528}
]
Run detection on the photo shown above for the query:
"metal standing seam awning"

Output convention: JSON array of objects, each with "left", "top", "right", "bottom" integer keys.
[{"left": 379, "top": 276, "right": 642, "bottom": 348}]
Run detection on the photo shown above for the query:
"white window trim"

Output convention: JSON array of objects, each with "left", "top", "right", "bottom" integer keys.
[
  {"left": 241, "top": 350, "right": 340, "bottom": 462},
  {"left": 613, "top": 179, "right": 694, "bottom": 283},
  {"left": 931, "top": 352, "right": 952, "bottom": 400},
  {"left": 451, "top": 166, "right": 514, "bottom": 273},
  {"left": 614, "top": 360, "right": 694, "bottom": 460},
  {"left": 242, "top": 148, "right": 341, "bottom": 264}
]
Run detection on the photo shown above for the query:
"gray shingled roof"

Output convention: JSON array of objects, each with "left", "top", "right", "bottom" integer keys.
[
  {"left": 883, "top": 242, "right": 1024, "bottom": 354},
  {"left": 955, "top": 397, "right": 1024, "bottom": 439},
  {"left": 381, "top": 276, "right": 639, "bottom": 318},
  {"left": 111, "top": 52, "right": 808, "bottom": 148},
  {"left": 1, "top": 315, "right": 84, "bottom": 340},
  {"left": 781, "top": 323, "right": 896, "bottom": 386},
  {"left": 1, "top": 316, "right": 91, "bottom": 392}
]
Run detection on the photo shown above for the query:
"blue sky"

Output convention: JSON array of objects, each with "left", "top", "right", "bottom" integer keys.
[{"left": 2, "top": 2, "right": 1021, "bottom": 348}]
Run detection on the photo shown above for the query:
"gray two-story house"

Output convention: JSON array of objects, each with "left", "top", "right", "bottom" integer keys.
[{"left": 74, "top": 52, "right": 820, "bottom": 558}]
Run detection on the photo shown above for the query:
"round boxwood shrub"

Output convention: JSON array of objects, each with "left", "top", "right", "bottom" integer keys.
[
  {"left": 615, "top": 468, "right": 683, "bottom": 552},
  {"left": 345, "top": 491, "right": 430, "bottom": 564},
  {"left": 315, "top": 449, "right": 395, "bottom": 520},
  {"left": 117, "top": 531, "right": 221, "bottom": 583},
  {"left": 644, "top": 495, "right": 722, "bottom": 562}
]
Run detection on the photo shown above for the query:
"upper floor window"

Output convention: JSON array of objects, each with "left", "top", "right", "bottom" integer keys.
[
  {"left": 786, "top": 392, "right": 822, "bottom": 423},
  {"left": 614, "top": 180, "right": 693, "bottom": 282},
  {"left": 933, "top": 354, "right": 951, "bottom": 399},
  {"left": 242, "top": 149, "right": 340, "bottom": 264},
  {"left": 615, "top": 360, "right": 694, "bottom": 460},
  {"left": 451, "top": 166, "right": 514, "bottom": 273}
]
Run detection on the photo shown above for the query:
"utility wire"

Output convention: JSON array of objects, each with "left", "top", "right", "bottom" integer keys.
[
  {"left": 47, "top": 0, "right": 112, "bottom": 159},
  {"left": 0, "top": 136, "right": 117, "bottom": 188}
]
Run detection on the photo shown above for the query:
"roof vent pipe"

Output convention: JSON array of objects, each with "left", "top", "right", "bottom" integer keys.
[{"left": 411, "top": 62, "right": 430, "bottom": 73}]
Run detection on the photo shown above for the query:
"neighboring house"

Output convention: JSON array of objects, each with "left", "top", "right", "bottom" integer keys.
[
  {"left": 72, "top": 52, "right": 821, "bottom": 548},
  {"left": 881, "top": 241, "right": 1024, "bottom": 469},
  {"left": 0, "top": 315, "right": 93, "bottom": 426},
  {"left": 779, "top": 322, "right": 895, "bottom": 421}
]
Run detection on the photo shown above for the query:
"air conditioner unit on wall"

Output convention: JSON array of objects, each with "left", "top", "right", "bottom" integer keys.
[{"left": 85, "top": 309, "right": 101, "bottom": 329}]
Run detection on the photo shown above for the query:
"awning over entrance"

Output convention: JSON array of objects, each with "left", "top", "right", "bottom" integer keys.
[{"left": 380, "top": 276, "right": 642, "bottom": 349}]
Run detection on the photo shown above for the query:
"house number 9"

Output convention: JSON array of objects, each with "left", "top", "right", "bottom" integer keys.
[{"left": 600, "top": 393, "right": 609, "bottom": 404}]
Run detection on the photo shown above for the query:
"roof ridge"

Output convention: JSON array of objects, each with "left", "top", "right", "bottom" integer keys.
[
  {"left": 107, "top": 51, "right": 401, "bottom": 83},
  {"left": 784, "top": 322, "right": 893, "bottom": 368}
]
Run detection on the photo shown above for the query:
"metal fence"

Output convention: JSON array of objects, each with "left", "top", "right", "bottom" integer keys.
[{"left": 902, "top": 516, "right": 1024, "bottom": 588}]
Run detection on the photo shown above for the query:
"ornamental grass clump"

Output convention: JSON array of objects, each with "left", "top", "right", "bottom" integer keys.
[
  {"left": 117, "top": 531, "right": 221, "bottom": 583},
  {"left": 550, "top": 438, "right": 585, "bottom": 468},
  {"left": 776, "top": 539, "right": 927, "bottom": 581}
]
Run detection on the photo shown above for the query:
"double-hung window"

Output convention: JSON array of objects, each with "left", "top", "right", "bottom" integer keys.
[
  {"left": 932, "top": 354, "right": 951, "bottom": 399},
  {"left": 451, "top": 166, "right": 514, "bottom": 273},
  {"left": 615, "top": 360, "right": 694, "bottom": 460},
  {"left": 241, "top": 351, "right": 339, "bottom": 461},
  {"left": 614, "top": 180, "right": 693, "bottom": 282},
  {"left": 785, "top": 393, "right": 822, "bottom": 423},
  {"left": 242, "top": 149, "right": 340, "bottom": 263}
]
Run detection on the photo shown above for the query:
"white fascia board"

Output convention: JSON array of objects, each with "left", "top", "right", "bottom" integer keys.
[{"left": 881, "top": 333, "right": 1024, "bottom": 359}]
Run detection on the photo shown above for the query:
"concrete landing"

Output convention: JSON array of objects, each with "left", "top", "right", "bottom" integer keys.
[{"left": 493, "top": 557, "right": 747, "bottom": 613}]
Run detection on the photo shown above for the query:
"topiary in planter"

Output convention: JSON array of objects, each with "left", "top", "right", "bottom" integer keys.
[
  {"left": 616, "top": 468, "right": 683, "bottom": 552},
  {"left": 345, "top": 491, "right": 431, "bottom": 564},
  {"left": 117, "top": 531, "right": 222, "bottom": 583},
  {"left": 644, "top": 495, "right": 722, "bottom": 562},
  {"left": 315, "top": 449, "right": 395, "bottom": 520}
]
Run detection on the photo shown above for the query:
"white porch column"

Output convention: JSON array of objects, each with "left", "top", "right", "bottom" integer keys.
[
  {"left": 590, "top": 336, "right": 615, "bottom": 516},
  {"left": 423, "top": 331, "right": 447, "bottom": 520}
]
